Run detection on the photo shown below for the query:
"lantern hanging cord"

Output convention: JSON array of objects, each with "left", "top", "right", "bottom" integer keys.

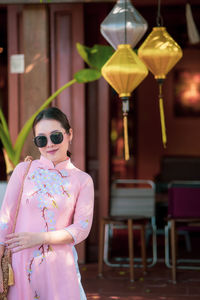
[
  {"left": 124, "top": 0, "right": 127, "bottom": 44},
  {"left": 122, "top": 97, "right": 130, "bottom": 160},
  {"left": 158, "top": 80, "right": 167, "bottom": 148},
  {"left": 156, "top": 0, "right": 164, "bottom": 27}
]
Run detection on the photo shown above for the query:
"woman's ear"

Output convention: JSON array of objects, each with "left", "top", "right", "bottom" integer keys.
[{"left": 69, "top": 128, "right": 73, "bottom": 143}]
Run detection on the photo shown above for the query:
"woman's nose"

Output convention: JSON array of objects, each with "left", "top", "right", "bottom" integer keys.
[{"left": 46, "top": 136, "right": 53, "bottom": 146}]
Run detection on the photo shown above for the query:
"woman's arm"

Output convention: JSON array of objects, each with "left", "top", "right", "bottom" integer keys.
[
  {"left": 6, "top": 230, "right": 74, "bottom": 253},
  {"left": 0, "top": 162, "right": 29, "bottom": 246},
  {"left": 64, "top": 174, "right": 94, "bottom": 245}
]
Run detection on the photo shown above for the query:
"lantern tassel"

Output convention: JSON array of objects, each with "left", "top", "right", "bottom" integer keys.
[
  {"left": 8, "top": 263, "right": 14, "bottom": 286},
  {"left": 158, "top": 82, "right": 167, "bottom": 148},
  {"left": 123, "top": 113, "right": 130, "bottom": 160}
]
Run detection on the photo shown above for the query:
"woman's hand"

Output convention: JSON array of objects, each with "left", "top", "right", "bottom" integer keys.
[
  {"left": 0, "top": 264, "right": 3, "bottom": 293},
  {"left": 5, "top": 232, "right": 44, "bottom": 253},
  {"left": 5, "top": 230, "right": 74, "bottom": 253}
]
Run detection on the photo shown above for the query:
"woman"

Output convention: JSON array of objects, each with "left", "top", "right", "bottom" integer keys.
[{"left": 0, "top": 107, "right": 94, "bottom": 299}]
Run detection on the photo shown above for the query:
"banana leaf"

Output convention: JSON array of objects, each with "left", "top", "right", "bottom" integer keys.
[
  {"left": 76, "top": 43, "right": 114, "bottom": 71},
  {"left": 74, "top": 69, "right": 101, "bottom": 83},
  {"left": 0, "top": 107, "right": 11, "bottom": 139},
  {"left": 76, "top": 44, "right": 92, "bottom": 68},
  {"left": 0, "top": 124, "right": 15, "bottom": 161},
  {"left": 3, "top": 149, "right": 15, "bottom": 175}
]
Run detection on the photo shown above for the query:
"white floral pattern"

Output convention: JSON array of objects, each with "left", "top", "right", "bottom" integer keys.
[
  {"left": 0, "top": 221, "right": 8, "bottom": 230},
  {"left": 79, "top": 220, "right": 89, "bottom": 229},
  {"left": 29, "top": 168, "right": 70, "bottom": 210},
  {"left": 28, "top": 168, "right": 70, "bottom": 231}
]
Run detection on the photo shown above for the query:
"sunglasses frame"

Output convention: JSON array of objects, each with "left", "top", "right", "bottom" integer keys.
[{"left": 33, "top": 131, "right": 65, "bottom": 148}]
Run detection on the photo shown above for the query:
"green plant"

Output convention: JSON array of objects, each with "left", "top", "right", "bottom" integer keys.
[{"left": 0, "top": 43, "right": 113, "bottom": 172}]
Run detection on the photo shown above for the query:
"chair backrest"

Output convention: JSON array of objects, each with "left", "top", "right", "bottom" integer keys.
[
  {"left": 110, "top": 179, "right": 155, "bottom": 217},
  {"left": 0, "top": 181, "right": 7, "bottom": 208},
  {"left": 168, "top": 181, "right": 200, "bottom": 218}
]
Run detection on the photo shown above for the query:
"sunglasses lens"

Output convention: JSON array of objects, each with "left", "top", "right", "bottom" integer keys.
[
  {"left": 34, "top": 132, "right": 64, "bottom": 147},
  {"left": 50, "top": 132, "right": 63, "bottom": 144},
  {"left": 34, "top": 136, "right": 47, "bottom": 148}
]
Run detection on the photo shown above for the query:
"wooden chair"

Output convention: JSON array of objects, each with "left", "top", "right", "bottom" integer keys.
[
  {"left": 98, "top": 179, "right": 156, "bottom": 282},
  {"left": 164, "top": 181, "right": 200, "bottom": 283}
]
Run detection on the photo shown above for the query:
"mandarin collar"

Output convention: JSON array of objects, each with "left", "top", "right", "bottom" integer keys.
[{"left": 39, "top": 155, "right": 74, "bottom": 170}]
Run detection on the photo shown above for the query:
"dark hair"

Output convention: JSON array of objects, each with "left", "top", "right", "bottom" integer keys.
[{"left": 32, "top": 107, "right": 72, "bottom": 157}]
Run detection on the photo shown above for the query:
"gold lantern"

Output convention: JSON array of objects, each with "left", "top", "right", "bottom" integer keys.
[
  {"left": 102, "top": 44, "right": 148, "bottom": 160},
  {"left": 138, "top": 26, "right": 183, "bottom": 147}
]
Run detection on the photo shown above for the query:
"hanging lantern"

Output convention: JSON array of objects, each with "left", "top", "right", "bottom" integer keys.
[
  {"left": 102, "top": 44, "right": 148, "bottom": 160},
  {"left": 138, "top": 26, "right": 183, "bottom": 148},
  {"left": 138, "top": 27, "right": 183, "bottom": 80},
  {"left": 100, "top": 0, "right": 148, "bottom": 50}
]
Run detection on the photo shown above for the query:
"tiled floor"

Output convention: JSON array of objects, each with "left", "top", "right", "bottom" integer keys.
[
  {"left": 81, "top": 262, "right": 200, "bottom": 300},
  {"left": 81, "top": 231, "right": 200, "bottom": 299}
]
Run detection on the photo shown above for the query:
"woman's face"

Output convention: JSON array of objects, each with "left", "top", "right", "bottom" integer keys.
[{"left": 34, "top": 119, "right": 72, "bottom": 165}]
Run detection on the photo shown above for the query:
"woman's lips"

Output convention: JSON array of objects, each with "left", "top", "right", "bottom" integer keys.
[{"left": 46, "top": 149, "right": 58, "bottom": 155}]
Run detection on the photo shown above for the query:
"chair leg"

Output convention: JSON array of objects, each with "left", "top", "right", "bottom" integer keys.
[
  {"left": 128, "top": 219, "right": 134, "bottom": 282},
  {"left": 98, "top": 218, "right": 106, "bottom": 277},
  {"left": 140, "top": 224, "right": 147, "bottom": 274},
  {"left": 170, "top": 220, "right": 176, "bottom": 283}
]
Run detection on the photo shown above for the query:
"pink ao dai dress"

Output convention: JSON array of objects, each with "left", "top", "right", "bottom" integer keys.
[{"left": 0, "top": 156, "right": 94, "bottom": 300}]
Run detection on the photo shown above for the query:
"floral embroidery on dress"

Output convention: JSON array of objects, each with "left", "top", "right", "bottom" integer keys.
[
  {"left": 27, "top": 168, "right": 70, "bottom": 283},
  {"left": 28, "top": 168, "right": 70, "bottom": 230},
  {"left": 27, "top": 244, "right": 53, "bottom": 282},
  {"left": 28, "top": 168, "right": 70, "bottom": 210},
  {"left": 27, "top": 168, "right": 70, "bottom": 284},
  {"left": 41, "top": 208, "right": 56, "bottom": 232},
  {"left": 34, "top": 291, "right": 40, "bottom": 299},
  {"left": 27, "top": 259, "right": 33, "bottom": 281},
  {"left": 79, "top": 220, "right": 89, "bottom": 229},
  {"left": 46, "top": 210, "right": 56, "bottom": 231},
  {"left": 0, "top": 221, "right": 8, "bottom": 230}
]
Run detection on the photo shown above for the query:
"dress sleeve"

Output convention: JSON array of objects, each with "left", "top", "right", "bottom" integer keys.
[
  {"left": 64, "top": 175, "right": 94, "bottom": 245},
  {"left": 0, "top": 162, "right": 28, "bottom": 245}
]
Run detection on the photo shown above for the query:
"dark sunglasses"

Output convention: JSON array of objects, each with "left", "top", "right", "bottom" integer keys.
[{"left": 33, "top": 132, "right": 65, "bottom": 148}]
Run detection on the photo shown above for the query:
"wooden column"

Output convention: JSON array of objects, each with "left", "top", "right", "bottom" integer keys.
[
  {"left": 22, "top": 5, "right": 49, "bottom": 158},
  {"left": 7, "top": 5, "right": 23, "bottom": 143},
  {"left": 50, "top": 4, "right": 85, "bottom": 171},
  {"left": 8, "top": 5, "right": 49, "bottom": 157},
  {"left": 50, "top": 4, "right": 85, "bottom": 262},
  {"left": 98, "top": 78, "right": 110, "bottom": 222}
]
